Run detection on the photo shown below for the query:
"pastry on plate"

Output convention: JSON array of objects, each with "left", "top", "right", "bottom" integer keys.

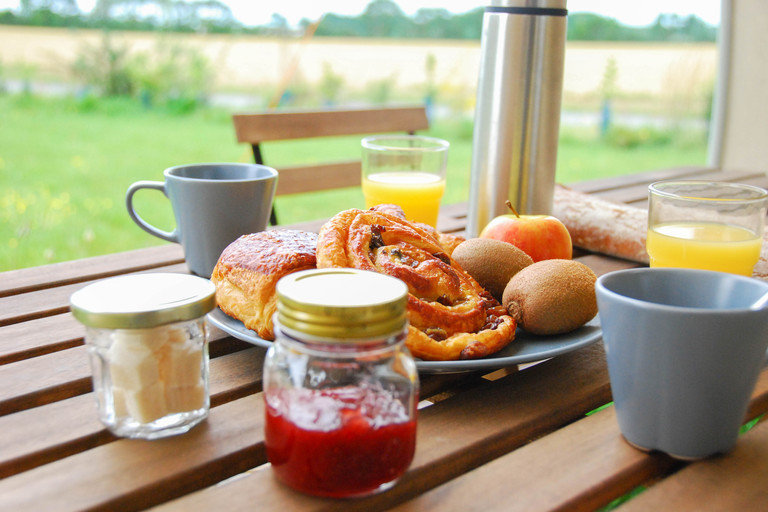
[
  {"left": 369, "top": 203, "right": 465, "bottom": 255},
  {"left": 211, "top": 230, "right": 318, "bottom": 340},
  {"left": 316, "top": 208, "right": 516, "bottom": 361}
]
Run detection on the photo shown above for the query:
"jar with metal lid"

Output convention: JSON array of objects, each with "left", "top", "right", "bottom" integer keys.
[
  {"left": 70, "top": 273, "right": 216, "bottom": 440},
  {"left": 263, "top": 268, "right": 419, "bottom": 498}
]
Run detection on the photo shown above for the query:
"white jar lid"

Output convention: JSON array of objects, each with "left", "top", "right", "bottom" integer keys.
[{"left": 70, "top": 273, "right": 216, "bottom": 329}]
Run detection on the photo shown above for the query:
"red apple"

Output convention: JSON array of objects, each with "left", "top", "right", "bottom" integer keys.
[{"left": 479, "top": 201, "right": 572, "bottom": 262}]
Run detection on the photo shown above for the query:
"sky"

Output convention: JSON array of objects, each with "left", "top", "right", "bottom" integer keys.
[{"left": 0, "top": 0, "right": 722, "bottom": 28}]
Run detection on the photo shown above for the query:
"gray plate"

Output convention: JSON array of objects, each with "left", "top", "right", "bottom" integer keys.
[{"left": 207, "top": 308, "right": 602, "bottom": 374}]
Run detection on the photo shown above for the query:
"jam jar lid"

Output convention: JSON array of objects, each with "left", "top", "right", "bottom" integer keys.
[
  {"left": 70, "top": 273, "right": 216, "bottom": 329},
  {"left": 276, "top": 268, "right": 408, "bottom": 340}
]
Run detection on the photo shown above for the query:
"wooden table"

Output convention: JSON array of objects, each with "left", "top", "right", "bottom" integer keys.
[{"left": 3, "top": 167, "right": 768, "bottom": 511}]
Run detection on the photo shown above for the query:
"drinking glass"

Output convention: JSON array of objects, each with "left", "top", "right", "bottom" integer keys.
[
  {"left": 647, "top": 180, "right": 768, "bottom": 276},
  {"left": 361, "top": 135, "right": 449, "bottom": 227}
]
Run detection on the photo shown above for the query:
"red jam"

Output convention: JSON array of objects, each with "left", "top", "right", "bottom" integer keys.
[{"left": 265, "top": 386, "right": 417, "bottom": 498}]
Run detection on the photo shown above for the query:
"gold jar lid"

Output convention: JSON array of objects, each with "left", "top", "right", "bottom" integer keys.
[
  {"left": 276, "top": 269, "right": 408, "bottom": 340},
  {"left": 70, "top": 273, "right": 216, "bottom": 329}
]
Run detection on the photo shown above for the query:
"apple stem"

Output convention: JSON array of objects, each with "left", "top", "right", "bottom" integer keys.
[{"left": 505, "top": 200, "right": 520, "bottom": 219}]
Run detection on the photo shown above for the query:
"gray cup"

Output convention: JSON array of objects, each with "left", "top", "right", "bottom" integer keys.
[
  {"left": 596, "top": 267, "right": 768, "bottom": 460},
  {"left": 126, "top": 163, "right": 278, "bottom": 278}
]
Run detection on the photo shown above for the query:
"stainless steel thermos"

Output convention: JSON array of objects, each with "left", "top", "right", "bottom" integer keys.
[{"left": 467, "top": 0, "right": 568, "bottom": 237}]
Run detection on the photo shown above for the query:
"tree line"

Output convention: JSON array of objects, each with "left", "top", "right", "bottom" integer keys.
[{"left": 0, "top": 0, "right": 717, "bottom": 42}]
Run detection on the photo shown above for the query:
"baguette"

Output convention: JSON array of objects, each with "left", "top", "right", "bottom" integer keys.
[
  {"left": 553, "top": 184, "right": 649, "bottom": 264},
  {"left": 552, "top": 184, "right": 768, "bottom": 282},
  {"left": 753, "top": 231, "right": 768, "bottom": 281}
]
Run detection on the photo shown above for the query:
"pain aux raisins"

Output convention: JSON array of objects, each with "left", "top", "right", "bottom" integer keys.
[
  {"left": 369, "top": 224, "right": 387, "bottom": 250},
  {"left": 425, "top": 327, "right": 448, "bottom": 341}
]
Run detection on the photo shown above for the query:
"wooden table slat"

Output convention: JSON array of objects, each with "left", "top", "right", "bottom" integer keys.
[
  {"left": 0, "top": 330, "right": 267, "bottom": 413},
  {"left": 0, "top": 345, "right": 264, "bottom": 478},
  {"left": 0, "top": 313, "right": 84, "bottom": 365},
  {"left": 565, "top": 166, "right": 717, "bottom": 194},
  {"left": 0, "top": 216, "right": 337, "bottom": 301},
  {"left": 0, "top": 345, "right": 92, "bottom": 416},
  {"left": 0, "top": 245, "right": 185, "bottom": 298},
  {"left": 0, "top": 395, "right": 267, "bottom": 512},
  {"left": 587, "top": 169, "right": 768, "bottom": 207},
  {"left": 390, "top": 407, "right": 677, "bottom": 512},
  {"left": 575, "top": 254, "right": 642, "bottom": 276},
  {"left": 617, "top": 418, "right": 768, "bottom": 511},
  {"left": 0, "top": 263, "right": 190, "bottom": 327}
]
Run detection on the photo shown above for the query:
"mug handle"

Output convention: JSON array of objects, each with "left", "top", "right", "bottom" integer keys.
[{"left": 125, "top": 181, "right": 178, "bottom": 243}]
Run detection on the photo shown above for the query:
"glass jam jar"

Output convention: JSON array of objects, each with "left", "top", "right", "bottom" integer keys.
[
  {"left": 70, "top": 273, "right": 216, "bottom": 440},
  {"left": 264, "top": 268, "right": 419, "bottom": 498}
]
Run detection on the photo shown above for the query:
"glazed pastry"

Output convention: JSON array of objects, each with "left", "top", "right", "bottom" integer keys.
[
  {"left": 316, "top": 208, "right": 516, "bottom": 361},
  {"left": 211, "top": 230, "right": 318, "bottom": 340}
]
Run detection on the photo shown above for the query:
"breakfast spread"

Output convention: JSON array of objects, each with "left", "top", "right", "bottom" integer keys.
[{"left": 211, "top": 201, "right": 609, "bottom": 362}]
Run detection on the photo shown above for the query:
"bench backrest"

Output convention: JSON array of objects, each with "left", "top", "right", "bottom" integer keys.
[{"left": 232, "top": 106, "right": 430, "bottom": 198}]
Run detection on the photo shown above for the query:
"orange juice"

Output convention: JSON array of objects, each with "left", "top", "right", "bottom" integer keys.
[
  {"left": 362, "top": 172, "right": 446, "bottom": 227},
  {"left": 646, "top": 222, "right": 762, "bottom": 276}
]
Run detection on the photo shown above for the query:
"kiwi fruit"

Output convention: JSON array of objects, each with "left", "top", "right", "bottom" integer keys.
[
  {"left": 502, "top": 259, "right": 597, "bottom": 335},
  {"left": 452, "top": 238, "right": 534, "bottom": 301}
]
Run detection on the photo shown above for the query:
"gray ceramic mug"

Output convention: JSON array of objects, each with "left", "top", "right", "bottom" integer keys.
[
  {"left": 126, "top": 163, "right": 278, "bottom": 278},
  {"left": 596, "top": 267, "right": 768, "bottom": 460}
]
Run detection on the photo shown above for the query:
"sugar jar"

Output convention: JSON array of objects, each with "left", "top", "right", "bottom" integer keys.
[
  {"left": 263, "top": 268, "right": 419, "bottom": 498},
  {"left": 70, "top": 273, "right": 216, "bottom": 440}
]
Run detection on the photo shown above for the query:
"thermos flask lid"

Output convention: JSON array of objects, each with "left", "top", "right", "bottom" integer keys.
[{"left": 486, "top": 0, "right": 567, "bottom": 14}]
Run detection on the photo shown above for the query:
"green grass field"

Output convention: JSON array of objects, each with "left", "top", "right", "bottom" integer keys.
[{"left": 0, "top": 95, "right": 708, "bottom": 271}]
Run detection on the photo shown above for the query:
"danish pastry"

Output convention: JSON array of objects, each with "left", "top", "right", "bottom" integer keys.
[
  {"left": 316, "top": 208, "right": 517, "bottom": 360},
  {"left": 211, "top": 230, "right": 318, "bottom": 339},
  {"left": 369, "top": 203, "right": 465, "bottom": 255}
]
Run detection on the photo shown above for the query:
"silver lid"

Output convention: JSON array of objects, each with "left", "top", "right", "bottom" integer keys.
[{"left": 70, "top": 273, "right": 216, "bottom": 329}]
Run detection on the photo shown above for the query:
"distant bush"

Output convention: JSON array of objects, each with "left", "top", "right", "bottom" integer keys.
[
  {"left": 70, "top": 31, "right": 213, "bottom": 113},
  {"left": 364, "top": 74, "right": 398, "bottom": 104},
  {"left": 604, "top": 126, "right": 674, "bottom": 148},
  {"left": 129, "top": 42, "right": 213, "bottom": 112},
  {"left": 319, "top": 63, "right": 345, "bottom": 105},
  {"left": 72, "top": 32, "right": 135, "bottom": 96}
]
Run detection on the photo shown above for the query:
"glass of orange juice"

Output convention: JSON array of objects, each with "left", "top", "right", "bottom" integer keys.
[
  {"left": 647, "top": 181, "right": 768, "bottom": 276},
  {"left": 361, "top": 135, "right": 449, "bottom": 227}
]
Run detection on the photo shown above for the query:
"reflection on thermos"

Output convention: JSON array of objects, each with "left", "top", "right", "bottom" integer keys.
[{"left": 467, "top": 0, "right": 567, "bottom": 237}]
